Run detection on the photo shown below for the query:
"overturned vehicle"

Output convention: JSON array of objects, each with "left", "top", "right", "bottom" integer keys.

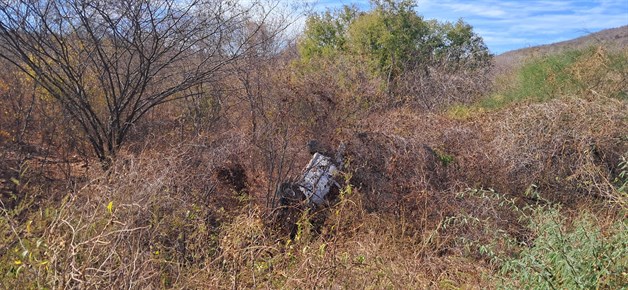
[{"left": 274, "top": 142, "right": 345, "bottom": 234}]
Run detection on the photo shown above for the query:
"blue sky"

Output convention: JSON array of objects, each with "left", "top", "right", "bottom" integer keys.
[{"left": 309, "top": 0, "right": 628, "bottom": 54}]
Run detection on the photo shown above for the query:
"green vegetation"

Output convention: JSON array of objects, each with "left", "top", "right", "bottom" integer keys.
[
  {"left": 481, "top": 46, "right": 628, "bottom": 109},
  {"left": 299, "top": 0, "right": 490, "bottom": 92},
  {"left": 499, "top": 207, "right": 627, "bottom": 289}
]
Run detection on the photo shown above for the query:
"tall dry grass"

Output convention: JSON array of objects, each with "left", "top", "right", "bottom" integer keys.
[{"left": 1, "top": 39, "right": 626, "bottom": 289}]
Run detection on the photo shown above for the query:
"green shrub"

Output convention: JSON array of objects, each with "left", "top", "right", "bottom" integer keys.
[
  {"left": 298, "top": 0, "right": 490, "bottom": 87},
  {"left": 499, "top": 207, "right": 627, "bottom": 289},
  {"left": 482, "top": 46, "right": 627, "bottom": 109}
]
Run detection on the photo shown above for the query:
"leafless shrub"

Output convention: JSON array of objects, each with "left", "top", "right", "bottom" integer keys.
[
  {"left": 0, "top": 0, "right": 283, "bottom": 166},
  {"left": 343, "top": 92, "right": 627, "bottom": 216},
  {"left": 342, "top": 109, "right": 462, "bottom": 212},
  {"left": 568, "top": 46, "right": 627, "bottom": 99},
  {"left": 485, "top": 96, "right": 627, "bottom": 205},
  {"left": 0, "top": 132, "right": 254, "bottom": 288},
  {"left": 394, "top": 60, "right": 493, "bottom": 111}
]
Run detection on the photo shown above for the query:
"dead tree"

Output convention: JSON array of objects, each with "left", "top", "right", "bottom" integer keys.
[{"left": 0, "top": 0, "right": 276, "bottom": 167}]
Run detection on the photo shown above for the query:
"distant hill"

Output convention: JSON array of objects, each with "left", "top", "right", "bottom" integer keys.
[{"left": 494, "top": 25, "right": 628, "bottom": 70}]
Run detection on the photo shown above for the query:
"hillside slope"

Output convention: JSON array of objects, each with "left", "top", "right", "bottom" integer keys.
[{"left": 494, "top": 25, "right": 628, "bottom": 70}]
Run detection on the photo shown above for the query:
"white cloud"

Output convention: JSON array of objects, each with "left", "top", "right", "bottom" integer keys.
[
  {"left": 441, "top": 3, "right": 506, "bottom": 18},
  {"left": 413, "top": 0, "right": 628, "bottom": 53}
]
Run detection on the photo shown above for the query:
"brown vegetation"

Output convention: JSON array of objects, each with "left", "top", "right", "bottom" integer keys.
[{"left": 1, "top": 2, "right": 626, "bottom": 288}]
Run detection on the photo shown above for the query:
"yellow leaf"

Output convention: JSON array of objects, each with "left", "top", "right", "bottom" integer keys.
[
  {"left": 14, "top": 260, "right": 21, "bottom": 265},
  {"left": 106, "top": 201, "right": 113, "bottom": 214}
]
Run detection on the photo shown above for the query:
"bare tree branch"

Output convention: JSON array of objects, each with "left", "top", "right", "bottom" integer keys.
[{"left": 0, "top": 0, "right": 280, "bottom": 167}]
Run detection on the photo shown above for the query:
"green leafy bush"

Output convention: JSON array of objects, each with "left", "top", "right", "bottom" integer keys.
[
  {"left": 298, "top": 0, "right": 490, "bottom": 87},
  {"left": 499, "top": 207, "right": 627, "bottom": 289},
  {"left": 296, "top": 1, "right": 492, "bottom": 111}
]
